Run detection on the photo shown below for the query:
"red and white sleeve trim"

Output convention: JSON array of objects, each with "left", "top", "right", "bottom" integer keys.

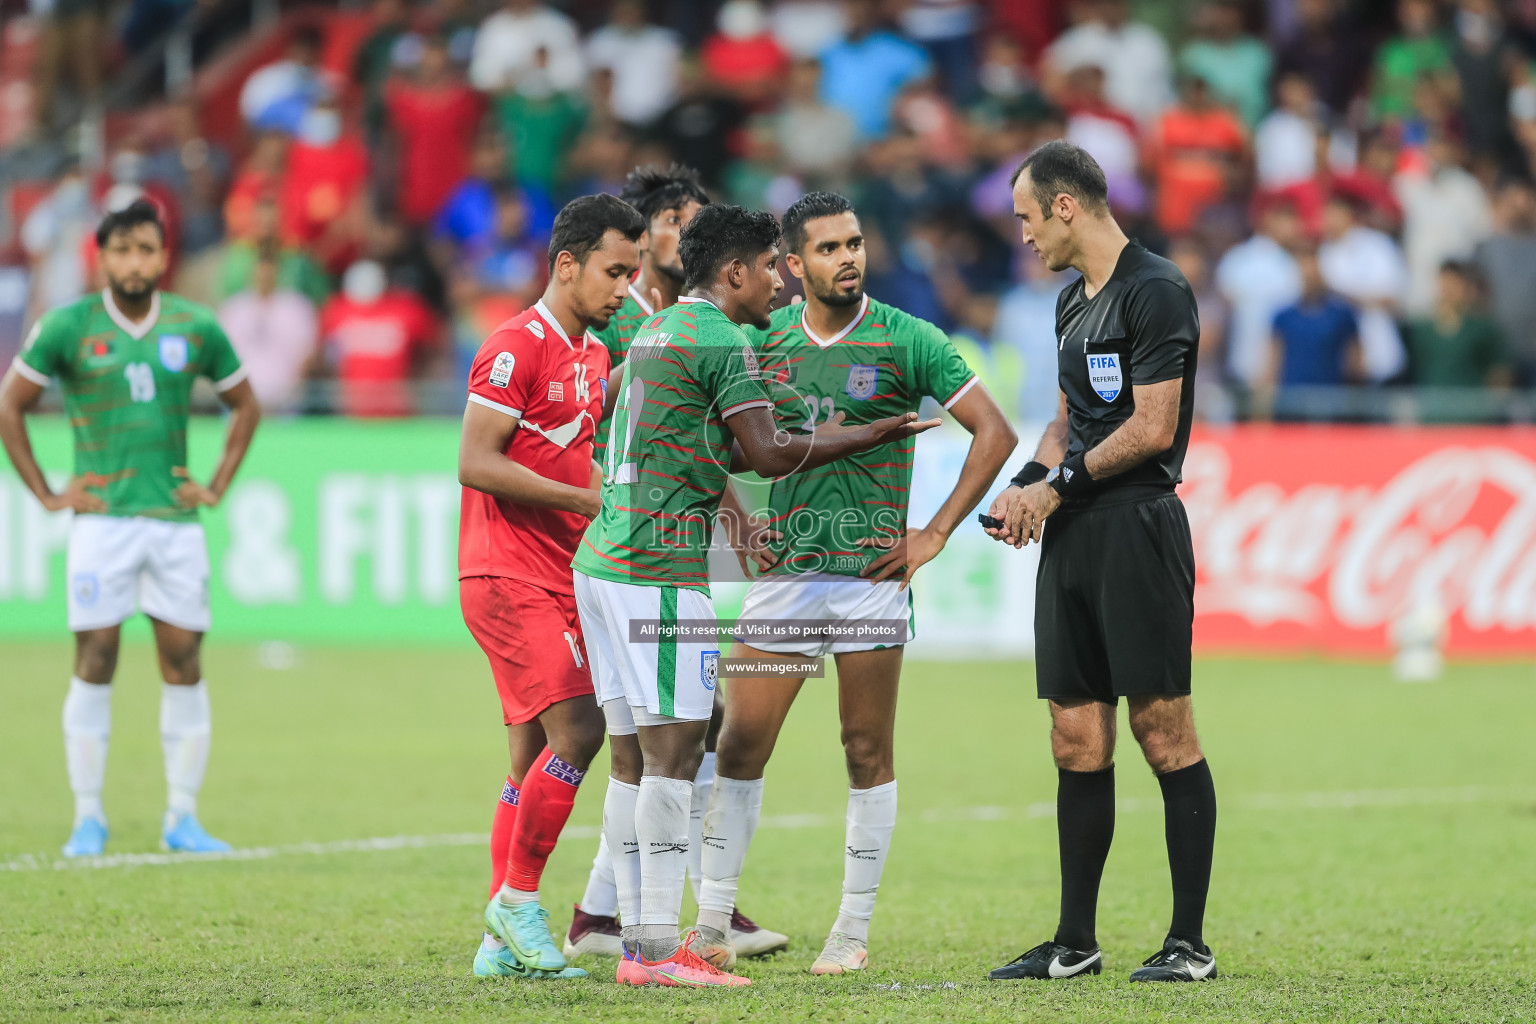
[
  {"left": 468, "top": 393, "right": 523, "bottom": 418},
  {"left": 719, "top": 398, "right": 773, "bottom": 419},
  {"left": 941, "top": 375, "right": 979, "bottom": 410},
  {"left": 9, "top": 356, "right": 51, "bottom": 387}
]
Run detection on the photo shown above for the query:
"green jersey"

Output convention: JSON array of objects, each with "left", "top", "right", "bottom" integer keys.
[
  {"left": 14, "top": 290, "right": 245, "bottom": 522},
  {"left": 590, "top": 283, "right": 659, "bottom": 465},
  {"left": 743, "top": 295, "right": 975, "bottom": 577},
  {"left": 574, "top": 297, "right": 772, "bottom": 592}
]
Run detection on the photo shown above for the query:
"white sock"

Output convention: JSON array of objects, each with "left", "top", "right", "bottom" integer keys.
[
  {"left": 496, "top": 884, "right": 539, "bottom": 906},
  {"left": 580, "top": 827, "right": 620, "bottom": 918},
  {"left": 62, "top": 677, "right": 112, "bottom": 826},
  {"left": 687, "top": 751, "right": 717, "bottom": 900},
  {"left": 636, "top": 774, "right": 692, "bottom": 960},
  {"left": 697, "top": 775, "right": 764, "bottom": 936},
  {"left": 834, "top": 780, "right": 897, "bottom": 943},
  {"left": 481, "top": 931, "right": 506, "bottom": 951},
  {"left": 603, "top": 778, "right": 641, "bottom": 929},
  {"left": 160, "top": 681, "right": 212, "bottom": 823}
]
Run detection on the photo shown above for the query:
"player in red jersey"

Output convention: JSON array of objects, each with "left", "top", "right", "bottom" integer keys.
[{"left": 458, "top": 194, "right": 644, "bottom": 980}]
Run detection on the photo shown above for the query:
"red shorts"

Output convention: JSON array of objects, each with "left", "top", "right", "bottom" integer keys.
[{"left": 460, "top": 576, "right": 594, "bottom": 726}]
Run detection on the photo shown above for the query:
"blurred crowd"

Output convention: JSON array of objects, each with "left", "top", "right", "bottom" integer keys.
[{"left": 10, "top": 0, "right": 1536, "bottom": 422}]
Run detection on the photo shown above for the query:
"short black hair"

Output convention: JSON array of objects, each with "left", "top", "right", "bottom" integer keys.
[
  {"left": 1010, "top": 140, "right": 1109, "bottom": 219},
  {"left": 781, "top": 191, "right": 855, "bottom": 255},
  {"left": 95, "top": 199, "right": 165, "bottom": 248},
  {"left": 679, "top": 204, "right": 782, "bottom": 291},
  {"left": 619, "top": 163, "right": 711, "bottom": 225},
  {"left": 547, "top": 193, "right": 645, "bottom": 273}
]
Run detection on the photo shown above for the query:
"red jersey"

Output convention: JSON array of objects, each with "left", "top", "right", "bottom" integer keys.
[
  {"left": 458, "top": 300, "right": 611, "bottom": 595},
  {"left": 384, "top": 81, "right": 484, "bottom": 226},
  {"left": 320, "top": 291, "right": 439, "bottom": 417}
]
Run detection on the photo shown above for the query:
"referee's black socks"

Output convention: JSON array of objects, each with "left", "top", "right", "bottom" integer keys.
[
  {"left": 1157, "top": 758, "right": 1217, "bottom": 951},
  {"left": 1054, "top": 765, "right": 1115, "bottom": 952}
]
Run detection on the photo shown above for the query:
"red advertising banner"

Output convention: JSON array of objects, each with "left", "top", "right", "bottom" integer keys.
[{"left": 1182, "top": 426, "right": 1536, "bottom": 655}]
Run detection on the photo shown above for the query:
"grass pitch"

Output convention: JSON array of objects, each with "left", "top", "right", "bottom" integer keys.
[{"left": 1, "top": 644, "right": 1533, "bottom": 1023}]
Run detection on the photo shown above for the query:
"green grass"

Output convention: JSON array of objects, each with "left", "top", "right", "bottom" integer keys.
[{"left": 1, "top": 645, "right": 1534, "bottom": 1023}]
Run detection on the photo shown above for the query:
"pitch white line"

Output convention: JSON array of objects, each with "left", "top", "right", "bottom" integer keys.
[{"left": 2, "top": 785, "right": 1530, "bottom": 874}]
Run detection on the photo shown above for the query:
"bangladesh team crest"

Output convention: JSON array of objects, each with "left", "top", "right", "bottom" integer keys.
[
  {"left": 1087, "top": 353, "right": 1123, "bottom": 402},
  {"left": 845, "top": 363, "right": 879, "bottom": 400},
  {"left": 158, "top": 335, "right": 189, "bottom": 373},
  {"left": 701, "top": 650, "right": 720, "bottom": 691}
]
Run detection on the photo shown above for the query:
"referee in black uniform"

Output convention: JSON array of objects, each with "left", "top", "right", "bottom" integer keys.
[{"left": 984, "top": 141, "right": 1217, "bottom": 983}]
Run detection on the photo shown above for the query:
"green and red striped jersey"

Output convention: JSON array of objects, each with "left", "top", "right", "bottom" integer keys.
[
  {"left": 13, "top": 290, "right": 245, "bottom": 521},
  {"left": 589, "top": 282, "right": 658, "bottom": 465},
  {"left": 743, "top": 294, "right": 975, "bottom": 577},
  {"left": 573, "top": 297, "right": 771, "bottom": 591}
]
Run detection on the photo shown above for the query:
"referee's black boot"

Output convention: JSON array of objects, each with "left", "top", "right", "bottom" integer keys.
[
  {"left": 988, "top": 940, "right": 1102, "bottom": 980},
  {"left": 1129, "top": 936, "right": 1217, "bottom": 982}
]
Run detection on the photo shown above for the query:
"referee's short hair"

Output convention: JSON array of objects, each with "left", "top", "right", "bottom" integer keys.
[{"left": 1010, "top": 140, "right": 1110, "bottom": 219}]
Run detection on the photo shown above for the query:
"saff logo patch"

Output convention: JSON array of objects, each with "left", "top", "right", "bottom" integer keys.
[
  {"left": 1087, "top": 353, "right": 1122, "bottom": 402},
  {"left": 701, "top": 650, "right": 720, "bottom": 691},
  {"left": 489, "top": 351, "right": 515, "bottom": 388},
  {"left": 845, "top": 363, "right": 878, "bottom": 400},
  {"left": 158, "top": 335, "right": 189, "bottom": 373}
]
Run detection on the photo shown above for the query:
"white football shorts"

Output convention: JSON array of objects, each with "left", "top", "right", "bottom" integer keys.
[
  {"left": 573, "top": 571, "right": 719, "bottom": 723},
  {"left": 66, "top": 514, "right": 211, "bottom": 633},
  {"left": 734, "top": 574, "right": 914, "bottom": 657}
]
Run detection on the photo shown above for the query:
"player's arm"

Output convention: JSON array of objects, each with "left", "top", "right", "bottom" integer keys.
[
  {"left": 863, "top": 382, "right": 1017, "bottom": 588},
  {"left": 726, "top": 405, "right": 941, "bottom": 478},
  {"left": 458, "top": 400, "right": 601, "bottom": 518},
  {"left": 0, "top": 366, "right": 105, "bottom": 513},
  {"left": 175, "top": 377, "right": 263, "bottom": 509}
]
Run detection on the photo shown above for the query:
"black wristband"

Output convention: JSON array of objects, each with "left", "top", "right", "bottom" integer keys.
[
  {"left": 1010, "top": 461, "right": 1049, "bottom": 488},
  {"left": 1048, "top": 452, "right": 1094, "bottom": 497}
]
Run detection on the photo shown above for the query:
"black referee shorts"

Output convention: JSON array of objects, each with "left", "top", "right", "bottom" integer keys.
[{"left": 1034, "top": 492, "right": 1194, "bottom": 704}]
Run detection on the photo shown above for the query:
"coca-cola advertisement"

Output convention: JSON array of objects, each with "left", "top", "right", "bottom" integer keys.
[{"left": 1182, "top": 426, "right": 1536, "bottom": 655}]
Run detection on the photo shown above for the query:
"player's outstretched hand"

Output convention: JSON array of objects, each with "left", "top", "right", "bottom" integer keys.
[
  {"left": 867, "top": 410, "right": 943, "bottom": 443},
  {"left": 44, "top": 474, "right": 107, "bottom": 514},
  {"left": 172, "top": 467, "right": 221, "bottom": 510}
]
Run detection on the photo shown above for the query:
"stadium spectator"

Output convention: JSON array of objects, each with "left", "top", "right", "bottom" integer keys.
[
  {"left": 467, "top": 187, "right": 548, "bottom": 304},
  {"left": 817, "top": 0, "right": 932, "bottom": 140},
  {"left": 218, "top": 195, "right": 332, "bottom": 309},
  {"left": 1150, "top": 72, "right": 1247, "bottom": 236},
  {"left": 1395, "top": 134, "right": 1492, "bottom": 316},
  {"left": 1060, "top": 64, "right": 1146, "bottom": 216},
  {"left": 1265, "top": 245, "right": 1362, "bottom": 419},
  {"left": 1216, "top": 199, "right": 1304, "bottom": 390},
  {"left": 1404, "top": 261, "right": 1511, "bottom": 396},
  {"left": 1451, "top": 0, "right": 1514, "bottom": 157},
  {"left": 427, "top": 0, "right": 481, "bottom": 65},
  {"left": 321, "top": 260, "right": 441, "bottom": 418},
  {"left": 219, "top": 246, "right": 320, "bottom": 413},
  {"left": 652, "top": 58, "right": 746, "bottom": 188},
  {"left": 992, "top": 251, "right": 1073, "bottom": 422},
  {"left": 385, "top": 34, "right": 486, "bottom": 227},
  {"left": 899, "top": 0, "right": 983, "bottom": 103},
  {"left": 1178, "top": 0, "right": 1271, "bottom": 128},
  {"left": 280, "top": 96, "right": 370, "bottom": 273},
  {"left": 1370, "top": 0, "right": 1454, "bottom": 123},
  {"left": 21, "top": 161, "right": 95, "bottom": 324},
  {"left": 469, "top": 0, "right": 585, "bottom": 94},
  {"left": 31, "top": 0, "right": 105, "bottom": 134},
  {"left": 1254, "top": 72, "right": 1327, "bottom": 189},
  {"left": 1043, "top": 0, "right": 1173, "bottom": 127},
  {"left": 973, "top": 33, "right": 1034, "bottom": 112},
  {"left": 1474, "top": 177, "right": 1536, "bottom": 382},
  {"left": 1273, "top": 0, "right": 1371, "bottom": 118},
  {"left": 240, "top": 26, "right": 330, "bottom": 135},
  {"left": 771, "top": 0, "right": 847, "bottom": 59},
  {"left": 1317, "top": 195, "right": 1409, "bottom": 383},
  {"left": 773, "top": 58, "right": 859, "bottom": 182},
  {"left": 585, "top": 0, "right": 681, "bottom": 127},
  {"left": 354, "top": 0, "right": 413, "bottom": 144},
  {"left": 1169, "top": 237, "right": 1233, "bottom": 422},
  {"left": 145, "top": 96, "right": 230, "bottom": 302},
  {"left": 701, "top": 0, "right": 790, "bottom": 108},
  {"left": 223, "top": 132, "right": 289, "bottom": 242},
  {"left": 491, "top": 46, "right": 587, "bottom": 192}
]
